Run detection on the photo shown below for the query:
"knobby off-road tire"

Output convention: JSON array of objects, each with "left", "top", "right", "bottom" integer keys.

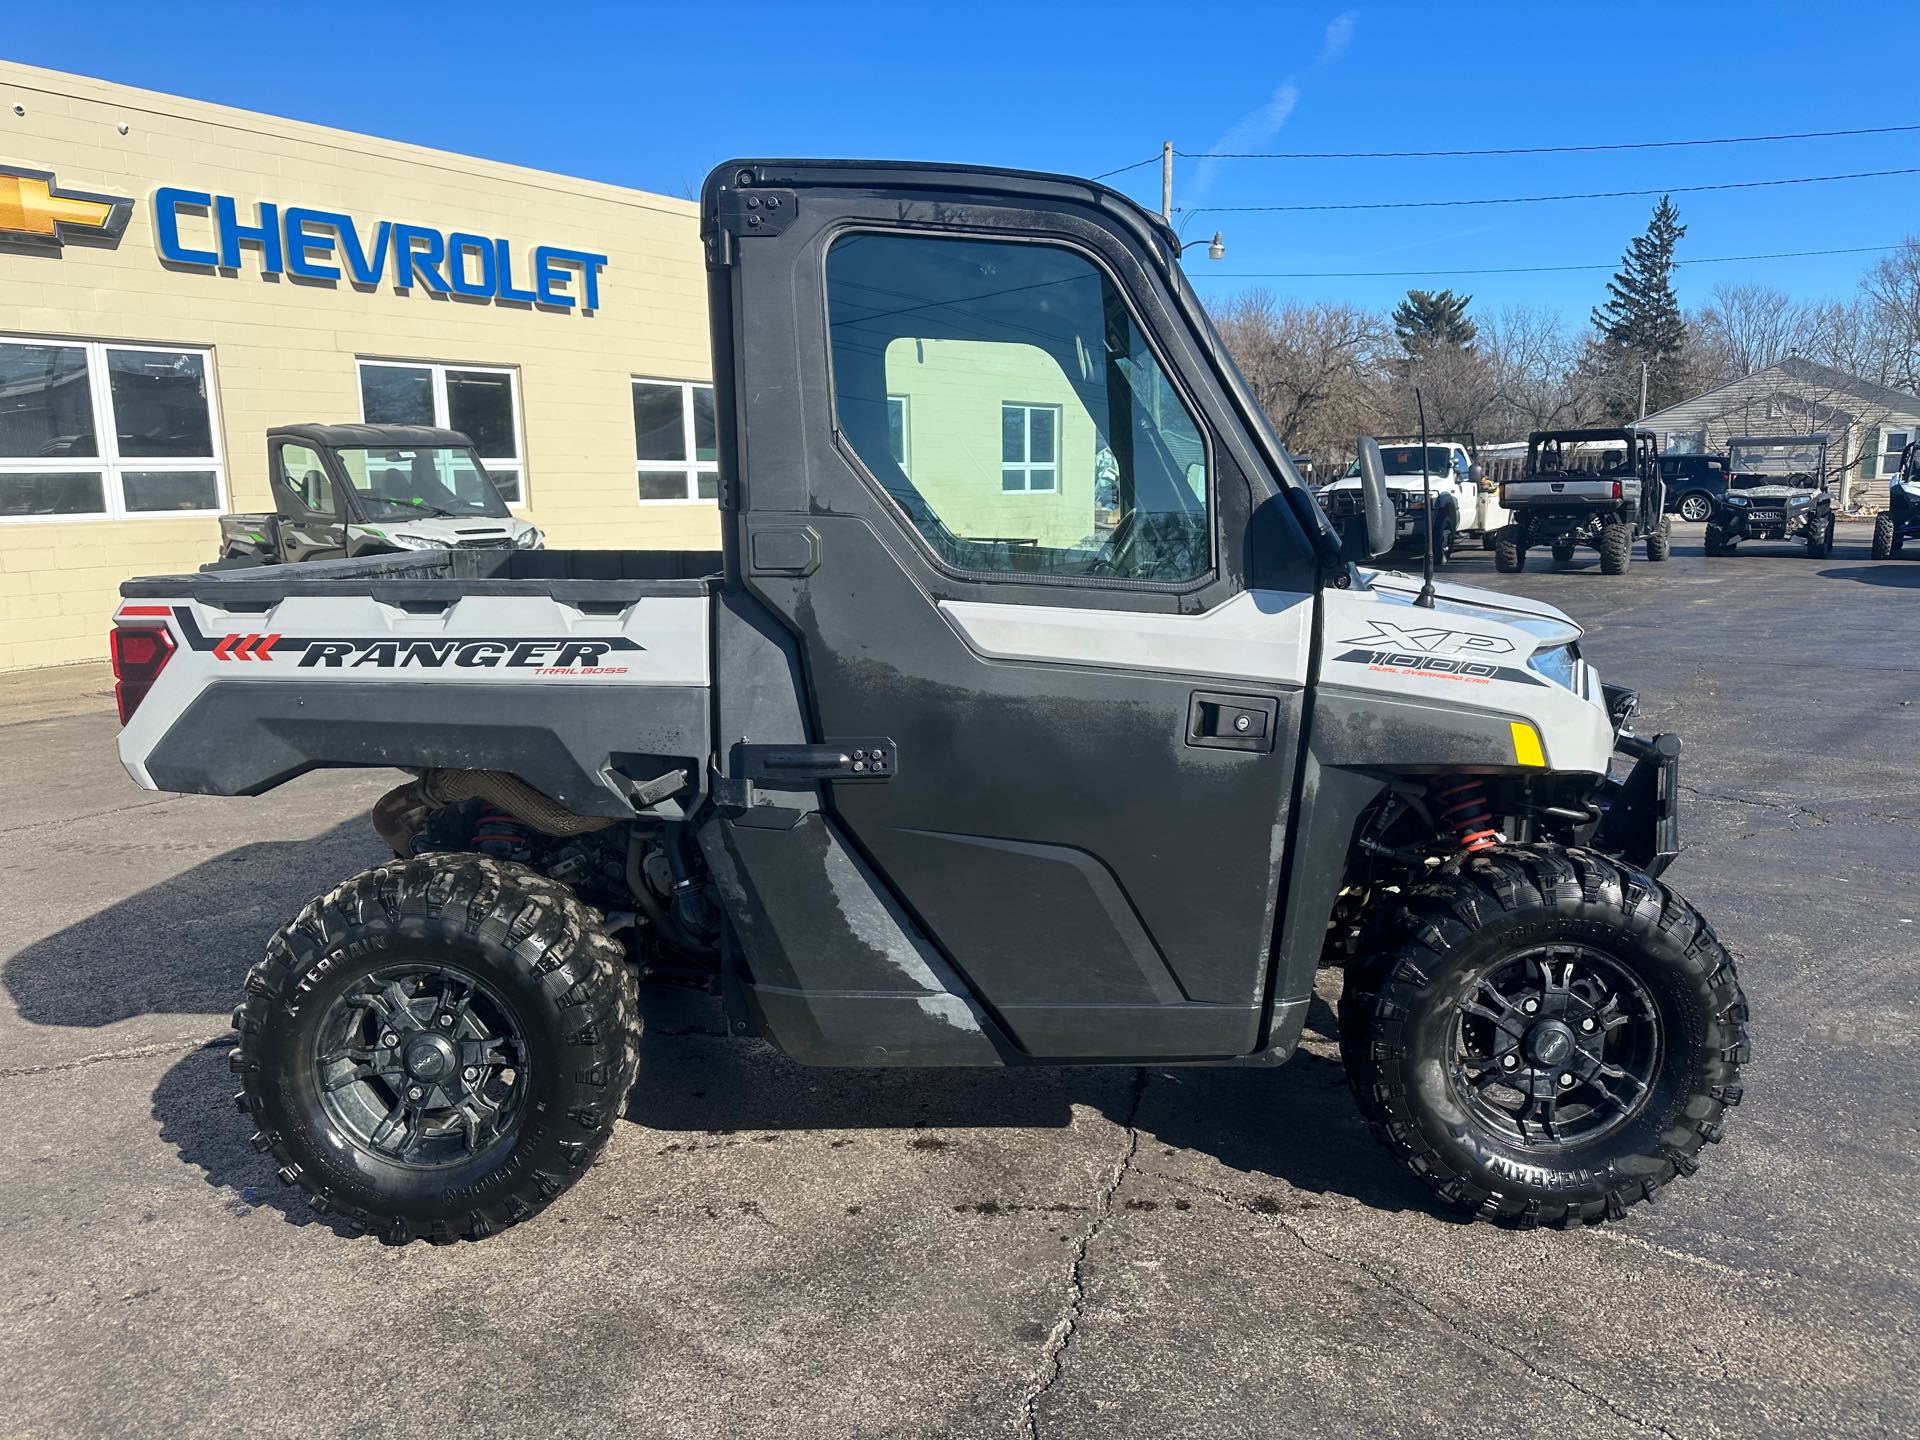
[
  {"left": 1646, "top": 516, "right": 1672, "bottom": 562},
  {"left": 1493, "top": 527, "right": 1525, "bottom": 573},
  {"left": 1704, "top": 523, "right": 1732, "bottom": 557},
  {"left": 1871, "top": 513, "right": 1898, "bottom": 559},
  {"left": 1599, "top": 522, "right": 1633, "bottom": 574},
  {"left": 1340, "top": 845, "right": 1748, "bottom": 1226},
  {"left": 1806, "top": 514, "right": 1834, "bottom": 559},
  {"left": 230, "top": 853, "right": 640, "bottom": 1243}
]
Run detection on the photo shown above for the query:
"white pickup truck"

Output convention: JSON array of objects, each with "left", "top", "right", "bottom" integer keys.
[{"left": 1315, "top": 436, "right": 1506, "bottom": 564}]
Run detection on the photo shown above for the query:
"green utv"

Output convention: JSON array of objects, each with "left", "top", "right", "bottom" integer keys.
[{"left": 110, "top": 160, "right": 1748, "bottom": 1242}]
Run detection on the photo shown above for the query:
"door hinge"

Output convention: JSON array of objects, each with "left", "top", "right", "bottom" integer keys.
[{"left": 714, "top": 186, "right": 799, "bottom": 240}]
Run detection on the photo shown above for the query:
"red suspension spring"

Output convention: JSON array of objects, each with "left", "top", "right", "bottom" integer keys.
[
  {"left": 471, "top": 803, "right": 531, "bottom": 858},
  {"left": 1431, "top": 776, "right": 1501, "bottom": 853}
]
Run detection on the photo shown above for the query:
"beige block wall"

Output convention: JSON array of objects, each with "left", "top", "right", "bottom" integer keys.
[
  {"left": 0, "top": 61, "right": 719, "bottom": 671},
  {"left": 886, "top": 337, "right": 1102, "bottom": 550}
]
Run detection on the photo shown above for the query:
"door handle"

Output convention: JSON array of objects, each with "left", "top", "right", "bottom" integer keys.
[{"left": 1186, "top": 691, "right": 1278, "bottom": 752}]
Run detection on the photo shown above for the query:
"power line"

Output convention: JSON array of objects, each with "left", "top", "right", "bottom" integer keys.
[
  {"left": 1191, "top": 166, "right": 1920, "bottom": 213},
  {"left": 1187, "top": 243, "right": 1904, "bottom": 281},
  {"left": 1176, "top": 122, "right": 1920, "bottom": 161},
  {"left": 1090, "top": 154, "right": 1162, "bottom": 181}
]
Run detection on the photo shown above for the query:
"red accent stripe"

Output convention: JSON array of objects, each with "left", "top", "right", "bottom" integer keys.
[
  {"left": 254, "top": 633, "right": 280, "bottom": 660},
  {"left": 213, "top": 634, "right": 239, "bottom": 661},
  {"left": 118, "top": 605, "right": 172, "bottom": 619}
]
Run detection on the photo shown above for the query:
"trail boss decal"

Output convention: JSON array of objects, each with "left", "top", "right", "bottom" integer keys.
[
  {"left": 1333, "top": 619, "right": 1544, "bottom": 687},
  {"left": 153, "top": 607, "right": 643, "bottom": 676}
]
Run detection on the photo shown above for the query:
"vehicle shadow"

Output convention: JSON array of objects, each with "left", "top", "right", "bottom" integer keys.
[
  {"left": 1817, "top": 563, "right": 1920, "bottom": 587},
  {"left": 8, "top": 828, "right": 1441, "bottom": 1231},
  {"left": 2, "top": 818, "right": 385, "bottom": 1029}
]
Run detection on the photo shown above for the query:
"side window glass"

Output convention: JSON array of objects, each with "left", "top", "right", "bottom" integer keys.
[
  {"left": 278, "top": 444, "right": 335, "bottom": 516},
  {"left": 827, "top": 233, "right": 1211, "bottom": 584}
]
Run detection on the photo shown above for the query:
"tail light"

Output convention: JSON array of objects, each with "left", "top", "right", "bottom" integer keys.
[
  {"left": 111, "top": 622, "right": 175, "bottom": 723},
  {"left": 1611, "top": 481, "right": 1623, "bottom": 499}
]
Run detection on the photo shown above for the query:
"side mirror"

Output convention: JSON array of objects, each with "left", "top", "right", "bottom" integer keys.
[{"left": 1341, "top": 437, "right": 1395, "bottom": 561}]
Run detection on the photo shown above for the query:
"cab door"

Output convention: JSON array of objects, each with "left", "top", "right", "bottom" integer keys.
[
  {"left": 267, "top": 439, "right": 348, "bottom": 562},
  {"left": 704, "top": 162, "right": 1322, "bottom": 1059}
]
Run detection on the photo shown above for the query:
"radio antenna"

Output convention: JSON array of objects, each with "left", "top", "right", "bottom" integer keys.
[{"left": 1414, "top": 387, "right": 1438, "bottom": 609}]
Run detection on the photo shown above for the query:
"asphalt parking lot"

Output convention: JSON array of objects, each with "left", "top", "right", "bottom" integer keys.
[{"left": 1, "top": 523, "right": 1915, "bottom": 1440}]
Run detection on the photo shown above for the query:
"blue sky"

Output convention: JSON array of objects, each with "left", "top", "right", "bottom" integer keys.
[{"left": 7, "top": 1, "right": 1916, "bottom": 321}]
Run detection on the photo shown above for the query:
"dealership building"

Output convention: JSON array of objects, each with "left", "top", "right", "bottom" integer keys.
[{"left": 0, "top": 60, "right": 719, "bottom": 671}]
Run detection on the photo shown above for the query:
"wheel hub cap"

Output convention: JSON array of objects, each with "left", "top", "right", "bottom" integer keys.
[
  {"left": 1525, "top": 1019, "right": 1577, "bottom": 1068},
  {"left": 403, "top": 1033, "right": 458, "bottom": 1082}
]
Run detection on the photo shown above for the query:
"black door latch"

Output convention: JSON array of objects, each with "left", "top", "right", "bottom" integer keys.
[
  {"left": 733, "top": 740, "right": 897, "bottom": 784},
  {"left": 1186, "top": 692, "right": 1278, "bottom": 753}
]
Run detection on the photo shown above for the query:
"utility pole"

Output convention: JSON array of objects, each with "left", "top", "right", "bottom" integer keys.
[
  {"left": 1637, "top": 359, "right": 1649, "bottom": 422},
  {"left": 1161, "top": 140, "right": 1173, "bottom": 221}
]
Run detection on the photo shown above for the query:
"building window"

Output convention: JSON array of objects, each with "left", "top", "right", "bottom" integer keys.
[
  {"left": 0, "top": 336, "right": 225, "bottom": 521},
  {"left": 1001, "top": 402, "right": 1060, "bottom": 493},
  {"left": 357, "top": 359, "right": 525, "bottom": 504},
  {"left": 1882, "top": 430, "right": 1911, "bottom": 476},
  {"left": 632, "top": 378, "right": 718, "bottom": 502}
]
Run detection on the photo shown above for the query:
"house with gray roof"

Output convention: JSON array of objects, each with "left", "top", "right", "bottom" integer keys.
[{"left": 1640, "top": 358, "right": 1920, "bottom": 510}]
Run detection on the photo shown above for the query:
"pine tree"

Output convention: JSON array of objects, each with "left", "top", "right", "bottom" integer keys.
[
  {"left": 1393, "top": 288, "right": 1476, "bottom": 352},
  {"left": 1590, "top": 197, "right": 1689, "bottom": 414}
]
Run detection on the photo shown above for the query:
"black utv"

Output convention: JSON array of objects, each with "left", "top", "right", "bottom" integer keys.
[
  {"left": 1871, "top": 438, "right": 1920, "bottom": 559},
  {"left": 1493, "top": 428, "right": 1670, "bottom": 574},
  {"left": 1705, "top": 435, "right": 1835, "bottom": 558}
]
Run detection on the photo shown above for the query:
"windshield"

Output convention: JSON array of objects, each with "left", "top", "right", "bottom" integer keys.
[
  {"left": 1729, "top": 442, "right": 1823, "bottom": 484},
  {"left": 337, "top": 446, "right": 511, "bottom": 520},
  {"left": 1339, "top": 445, "right": 1459, "bottom": 479}
]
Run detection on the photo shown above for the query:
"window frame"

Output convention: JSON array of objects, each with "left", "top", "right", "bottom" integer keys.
[
  {"left": 1881, "top": 429, "right": 1911, "bottom": 476},
  {"left": 355, "top": 357, "right": 527, "bottom": 507},
  {"left": 820, "top": 224, "right": 1219, "bottom": 594},
  {"left": 887, "top": 393, "right": 911, "bottom": 477},
  {"left": 1000, "top": 401, "right": 1062, "bottom": 494},
  {"left": 0, "top": 334, "right": 227, "bottom": 525},
  {"left": 631, "top": 376, "right": 720, "bottom": 504}
]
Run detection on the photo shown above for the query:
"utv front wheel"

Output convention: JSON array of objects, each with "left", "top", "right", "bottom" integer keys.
[
  {"left": 1872, "top": 513, "right": 1898, "bottom": 559},
  {"left": 1599, "top": 522, "right": 1633, "bottom": 574},
  {"left": 230, "top": 854, "right": 640, "bottom": 1242},
  {"left": 1493, "top": 527, "right": 1525, "bottom": 572},
  {"left": 1646, "top": 516, "right": 1672, "bottom": 562},
  {"left": 1806, "top": 514, "right": 1834, "bottom": 559},
  {"left": 1343, "top": 846, "right": 1747, "bottom": 1225}
]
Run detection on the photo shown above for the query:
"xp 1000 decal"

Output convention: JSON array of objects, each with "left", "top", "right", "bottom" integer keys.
[
  {"left": 127, "top": 605, "right": 642, "bottom": 676},
  {"left": 1331, "top": 618, "right": 1544, "bottom": 687}
]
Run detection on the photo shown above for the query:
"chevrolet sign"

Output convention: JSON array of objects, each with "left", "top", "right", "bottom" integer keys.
[{"left": 0, "top": 165, "right": 133, "bottom": 247}]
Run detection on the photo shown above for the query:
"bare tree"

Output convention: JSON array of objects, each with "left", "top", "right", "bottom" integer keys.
[
  {"left": 1210, "top": 290, "right": 1389, "bottom": 470},
  {"left": 1478, "top": 305, "right": 1593, "bottom": 435},
  {"left": 1858, "top": 238, "right": 1920, "bottom": 394},
  {"left": 1691, "top": 283, "right": 1819, "bottom": 380}
]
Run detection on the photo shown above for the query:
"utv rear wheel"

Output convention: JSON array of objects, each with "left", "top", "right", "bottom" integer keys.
[
  {"left": 230, "top": 854, "right": 640, "bottom": 1242},
  {"left": 1599, "top": 523, "right": 1633, "bottom": 574},
  {"left": 1342, "top": 846, "right": 1748, "bottom": 1225},
  {"left": 1872, "top": 513, "right": 1897, "bottom": 559},
  {"left": 1646, "top": 516, "right": 1672, "bottom": 562},
  {"left": 1493, "top": 527, "right": 1525, "bottom": 572}
]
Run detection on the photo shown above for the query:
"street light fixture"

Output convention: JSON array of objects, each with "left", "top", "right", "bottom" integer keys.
[{"left": 1178, "top": 231, "right": 1225, "bottom": 261}]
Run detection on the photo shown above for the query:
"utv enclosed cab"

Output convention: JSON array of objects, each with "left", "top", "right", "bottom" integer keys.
[
  {"left": 1705, "top": 434, "right": 1834, "bottom": 558},
  {"left": 112, "top": 159, "right": 1746, "bottom": 1244},
  {"left": 215, "top": 422, "right": 540, "bottom": 566}
]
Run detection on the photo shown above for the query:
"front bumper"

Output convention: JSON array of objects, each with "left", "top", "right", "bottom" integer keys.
[{"left": 1592, "top": 729, "right": 1682, "bottom": 877}]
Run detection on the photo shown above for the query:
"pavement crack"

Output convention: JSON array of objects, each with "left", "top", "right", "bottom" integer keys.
[
  {"left": 1019, "top": 1067, "right": 1146, "bottom": 1440},
  {"left": 0, "top": 1033, "right": 225, "bottom": 1079}
]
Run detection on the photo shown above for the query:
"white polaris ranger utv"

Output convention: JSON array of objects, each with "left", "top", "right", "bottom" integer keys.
[{"left": 110, "top": 160, "right": 1747, "bottom": 1243}]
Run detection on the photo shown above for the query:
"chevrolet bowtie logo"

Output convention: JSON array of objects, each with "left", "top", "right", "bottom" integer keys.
[{"left": 0, "top": 165, "right": 133, "bottom": 247}]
